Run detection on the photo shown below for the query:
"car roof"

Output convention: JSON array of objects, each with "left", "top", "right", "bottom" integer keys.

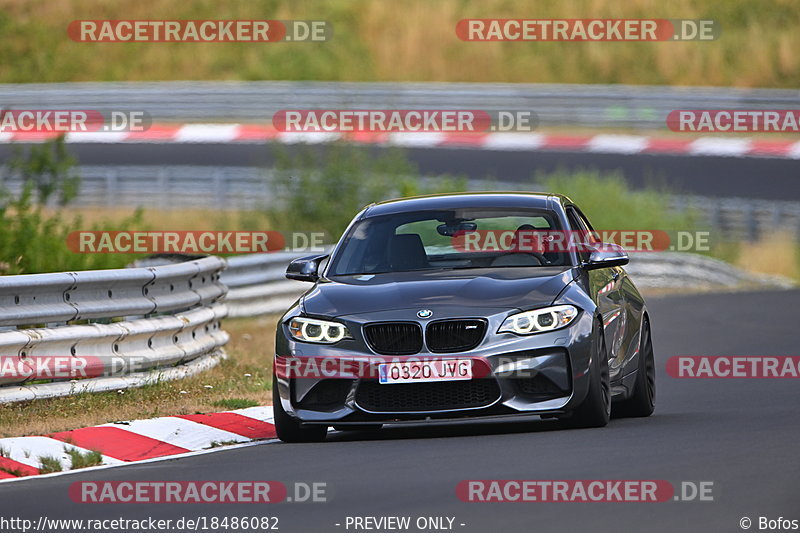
[{"left": 362, "top": 191, "right": 572, "bottom": 218}]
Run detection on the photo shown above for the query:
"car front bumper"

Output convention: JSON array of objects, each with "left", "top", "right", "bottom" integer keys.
[{"left": 274, "top": 306, "right": 596, "bottom": 426}]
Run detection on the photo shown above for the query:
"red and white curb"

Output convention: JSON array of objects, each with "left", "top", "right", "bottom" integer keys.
[
  {"left": 2, "top": 124, "right": 798, "bottom": 159},
  {"left": 0, "top": 406, "right": 276, "bottom": 482}
]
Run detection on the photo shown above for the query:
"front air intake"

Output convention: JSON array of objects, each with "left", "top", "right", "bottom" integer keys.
[
  {"left": 364, "top": 322, "right": 423, "bottom": 355},
  {"left": 426, "top": 319, "right": 487, "bottom": 353}
]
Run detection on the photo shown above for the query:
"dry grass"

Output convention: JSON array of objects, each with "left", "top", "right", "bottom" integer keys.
[
  {"left": 0, "top": 0, "right": 797, "bottom": 87},
  {"left": 44, "top": 206, "right": 274, "bottom": 232},
  {"left": 0, "top": 316, "right": 279, "bottom": 438},
  {"left": 735, "top": 231, "right": 800, "bottom": 281}
]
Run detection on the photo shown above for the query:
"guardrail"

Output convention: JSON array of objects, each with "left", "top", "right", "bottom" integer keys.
[
  {"left": 2, "top": 81, "right": 799, "bottom": 129},
  {"left": 3, "top": 165, "right": 799, "bottom": 241},
  {"left": 624, "top": 252, "right": 793, "bottom": 290},
  {"left": 223, "top": 251, "right": 323, "bottom": 317},
  {"left": 0, "top": 256, "right": 229, "bottom": 402},
  {"left": 130, "top": 251, "right": 316, "bottom": 318}
]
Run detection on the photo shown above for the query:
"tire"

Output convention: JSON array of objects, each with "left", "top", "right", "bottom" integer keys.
[
  {"left": 272, "top": 376, "right": 328, "bottom": 443},
  {"left": 565, "top": 319, "right": 611, "bottom": 428},
  {"left": 615, "top": 318, "right": 656, "bottom": 418}
]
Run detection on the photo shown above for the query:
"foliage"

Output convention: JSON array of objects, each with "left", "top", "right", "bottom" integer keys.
[
  {"left": 0, "top": 138, "right": 146, "bottom": 274},
  {"left": 269, "top": 143, "right": 466, "bottom": 241},
  {"left": 0, "top": 0, "right": 797, "bottom": 88},
  {"left": 5, "top": 136, "right": 81, "bottom": 206}
]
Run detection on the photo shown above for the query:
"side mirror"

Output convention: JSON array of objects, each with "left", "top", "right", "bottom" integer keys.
[
  {"left": 286, "top": 254, "right": 329, "bottom": 282},
  {"left": 582, "top": 243, "right": 629, "bottom": 270}
]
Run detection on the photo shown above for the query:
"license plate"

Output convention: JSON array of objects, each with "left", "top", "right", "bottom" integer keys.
[{"left": 378, "top": 359, "right": 473, "bottom": 384}]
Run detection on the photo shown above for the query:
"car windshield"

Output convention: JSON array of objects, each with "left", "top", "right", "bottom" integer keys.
[{"left": 328, "top": 207, "right": 570, "bottom": 276}]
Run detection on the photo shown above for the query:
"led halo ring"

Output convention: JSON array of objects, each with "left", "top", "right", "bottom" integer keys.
[
  {"left": 499, "top": 305, "right": 579, "bottom": 335},
  {"left": 289, "top": 317, "right": 350, "bottom": 344}
]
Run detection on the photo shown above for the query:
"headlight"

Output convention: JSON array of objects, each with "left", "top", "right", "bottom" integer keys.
[
  {"left": 288, "top": 317, "right": 351, "bottom": 344},
  {"left": 498, "top": 305, "right": 578, "bottom": 335}
]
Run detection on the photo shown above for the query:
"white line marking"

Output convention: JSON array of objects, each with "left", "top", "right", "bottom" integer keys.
[
  {"left": 689, "top": 137, "right": 751, "bottom": 156},
  {"left": 386, "top": 132, "right": 445, "bottom": 147},
  {"left": 174, "top": 124, "right": 241, "bottom": 143},
  {"left": 481, "top": 133, "right": 545, "bottom": 151},
  {"left": 0, "top": 436, "right": 123, "bottom": 469},
  {"left": 0, "top": 440, "right": 276, "bottom": 485},
  {"left": 65, "top": 131, "right": 130, "bottom": 143},
  {"left": 787, "top": 141, "right": 800, "bottom": 159},
  {"left": 97, "top": 417, "right": 251, "bottom": 450},
  {"left": 229, "top": 405, "right": 275, "bottom": 423},
  {"left": 277, "top": 131, "right": 342, "bottom": 144},
  {"left": 588, "top": 134, "right": 649, "bottom": 154}
]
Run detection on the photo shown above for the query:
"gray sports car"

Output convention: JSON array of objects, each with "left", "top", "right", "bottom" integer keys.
[{"left": 273, "top": 192, "right": 655, "bottom": 442}]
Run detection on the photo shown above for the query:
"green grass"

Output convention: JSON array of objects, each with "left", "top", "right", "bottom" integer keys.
[
  {"left": 208, "top": 440, "right": 242, "bottom": 449},
  {"left": 269, "top": 142, "right": 467, "bottom": 239},
  {"left": 539, "top": 169, "right": 698, "bottom": 232},
  {"left": 212, "top": 398, "right": 260, "bottom": 410},
  {"left": 0, "top": 138, "right": 149, "bottom": 274},
  {"left": 38, "top": 455, "right": 63, "bottom": 474},
  {"left": 0, "top": 466, "right": 27, "bottom": 477},
  {"left": 0, "top": 0, "right": 797, "bottom": 87},
  {"left": 65, "top": 448, "right": 103, "bottom": 470}
]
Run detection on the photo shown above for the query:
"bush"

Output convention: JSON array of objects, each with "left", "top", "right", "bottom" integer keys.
[
  {"left": 0, "top": 138, "right": 147, "bottom": 274},
  {"left": 539, "top": 169, "right": 699, "bottom": 232},
  {"left": 0, "top": 185, "right": 147, "bottom": 274},
  {"left": 268, "top": 143, "right": 466, "bottom": 241},
  {"left": 4, "top": 136, "right": 81, "bottom": 206}
]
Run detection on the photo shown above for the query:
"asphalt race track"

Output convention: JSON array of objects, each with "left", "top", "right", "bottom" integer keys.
[
  {"left": 2, "top": 142, "right": 799, "bottom": 201},
  {"left": 2, "top": 289, "right": 798, "bottom": 532}
]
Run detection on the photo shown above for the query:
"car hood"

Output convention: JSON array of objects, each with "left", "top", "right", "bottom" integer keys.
[{"left": 302, "top": 267, "right": 575, "bottom": 317}]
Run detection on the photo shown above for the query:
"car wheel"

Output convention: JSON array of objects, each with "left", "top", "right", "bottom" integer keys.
[
  {"left": 565, "top": 319, "right": 611, "bottom": 428},
  {"left": 272, "top": 376, "right": 328, "bottom": 443},
  {"left": 615, "top": 318, "right": 656, "bottom": 418}
]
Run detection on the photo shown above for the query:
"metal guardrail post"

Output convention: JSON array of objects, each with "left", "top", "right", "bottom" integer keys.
[
  {"left": 0, "top": 81, "right": 798, "bottom": 128},
  {"left": 0, "top": 256, "right": 229, "bottom": 401}
]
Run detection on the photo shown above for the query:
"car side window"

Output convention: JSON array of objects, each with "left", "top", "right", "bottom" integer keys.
[
  {"left": 573, "top": 206, "right": 597, "bottom": 235},
  {"left": 566, "top": 206, "right": 592, "bottom": 263}
]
